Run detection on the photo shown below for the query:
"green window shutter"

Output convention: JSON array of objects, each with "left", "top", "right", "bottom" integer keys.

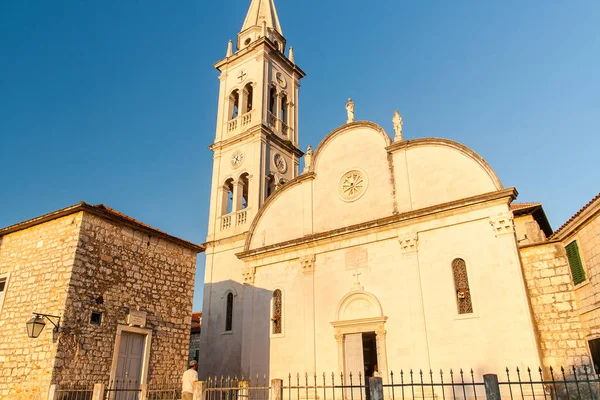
[{"left": 566, "top": 241, "right": 586, "bottom": 285}]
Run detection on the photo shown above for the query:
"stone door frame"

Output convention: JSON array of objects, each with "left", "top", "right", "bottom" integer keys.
[
  {"left": 109, "top": 324, "right": 153, "bottom": 385},
  {"left": 332, "top": 317, "right": 389, "bottom": 382}
]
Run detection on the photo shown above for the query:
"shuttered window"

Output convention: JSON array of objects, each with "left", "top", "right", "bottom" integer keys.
[
  {"left": 225, "top": 292, "right": 234, "bottom": 332},
  {"left": 566, "top": 241, "right": 586, "bottom": 285}
]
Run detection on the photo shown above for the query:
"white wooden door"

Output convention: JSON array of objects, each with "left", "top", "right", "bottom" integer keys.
[
  {"left": 114, "top": 332, "right": 145, "bottom": 400},
  {"left": 344, "top": 333, "right": 364, "bottom": 399}
]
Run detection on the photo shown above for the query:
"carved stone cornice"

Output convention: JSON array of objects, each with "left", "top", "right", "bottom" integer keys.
[
  {"left": 489, "top": 213, "right": 515, "bottom": 237},
  {"left": 300, "top": 255, "right": 316, "bottom": 274}
]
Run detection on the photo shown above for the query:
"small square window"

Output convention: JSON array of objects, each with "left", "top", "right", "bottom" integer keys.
[{"left": 90, "top": 312, "right": 102, "bottom": 325}]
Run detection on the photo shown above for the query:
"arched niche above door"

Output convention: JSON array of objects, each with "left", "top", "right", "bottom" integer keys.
[{"left": 336, "top": 290, "right": 383, "bottom": 322}]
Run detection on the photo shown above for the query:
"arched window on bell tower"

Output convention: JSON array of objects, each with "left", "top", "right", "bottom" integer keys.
[
  {"left": 239, "top": 173, "right": 249, "bottom": 210},
  {"left": 280, "top": 93, "right": 288, "bottom": 134},
  {"left": 222, "top": 178, "right": 234, "bottom": 215},
  {"left": 268, "top": 86, "right": 277, "bottom": 115},
  {"left": 243, "top": 84, "right": 253, "bottom": 114},
  {"left": 228, "top": 90, "right": 240, "bottom": 120}
]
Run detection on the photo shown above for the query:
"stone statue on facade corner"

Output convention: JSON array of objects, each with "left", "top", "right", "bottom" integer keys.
[
  {"left": 303, "top": 145, "right": 313, "bottom": 173},
  {"left": 393, "top": 110, "right": 404, "bottom": 141},
  {"left": 346, "top": 98, "right": 355, "bottom": 123}
]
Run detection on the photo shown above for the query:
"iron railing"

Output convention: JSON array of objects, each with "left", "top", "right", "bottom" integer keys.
[
  {"left": 104, "top": 379, "right": 141, "bottom": 400},
  {"left": 499, "top": 365, "right": 600, "bottom": 400},
  {"left": 283, "top": 372, "right": 367, "bottom": 400},
  {"left": 205, "top": 375, "right": 270, "bottom": 400},
  {"left": 55, "top": 384, "right": 94, "bottom": 400},
  {"left": 385, "top": 369, "right": 485, "bottom": 400}
]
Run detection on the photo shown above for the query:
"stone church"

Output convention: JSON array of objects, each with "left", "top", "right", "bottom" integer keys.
[{"left": 199, "top": 0, "right": 599, "bottom": 381}]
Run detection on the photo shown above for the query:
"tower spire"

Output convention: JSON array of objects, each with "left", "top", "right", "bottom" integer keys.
[{"left": 241, "top": 0, "right": 283, "bottom": 35}]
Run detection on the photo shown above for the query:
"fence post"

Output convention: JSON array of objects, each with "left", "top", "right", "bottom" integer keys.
[
  {"left": 271, "top": 379, "right": 283, "bottom": 400},
  {"left": 368, "top": 377, "right": 383, "bottom": 400},
  {"left": 193, "top": 380, "right": 206, "bottom": 400},
  {"left": 92, "top": 383, "right": 105, "bottom": 400},
  {"left": 483, "top": 374, "right": 501, "bottom": 400},
  {"left": 239, "top": 380, "right": 249, "bottom": 400},
  {"left": 47, "top": 384, "right": 57, "bottom": 400},
  {"left": 139, "top": 383, "right": 148, "bottom": 400}
]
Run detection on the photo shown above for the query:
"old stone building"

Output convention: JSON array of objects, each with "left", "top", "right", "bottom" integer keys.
[
  {"left": 515, "top": 194, "right": 600, "bottom": 370},
  {"left": 198, "top": 0, "right": 599, "bottom": 384},
  {"left": 0, "top": 202, "right": 203, "bottom": 399}
]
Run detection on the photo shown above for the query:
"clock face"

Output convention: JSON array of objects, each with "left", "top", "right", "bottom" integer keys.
[
  {"left": 274, "top": 153, "right": 287, "bottom": 173},
  {"left": 230, "top": 151, "right": 244, "bottom": 169}
]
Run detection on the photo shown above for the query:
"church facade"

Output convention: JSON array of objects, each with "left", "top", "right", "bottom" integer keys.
[{"left": 199, "top": 0, "right": 596, "bottom": 381}]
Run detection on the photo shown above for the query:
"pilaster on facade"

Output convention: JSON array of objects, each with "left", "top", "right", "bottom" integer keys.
[
  {"left": 398, "top": 232, "right": 419, "bottom": 254},
  {"left": 300, "top": 254, "right": 316, "bottom": 274},
  {"left": 489, "top": 213, "right": 515, "bottom": 237}
]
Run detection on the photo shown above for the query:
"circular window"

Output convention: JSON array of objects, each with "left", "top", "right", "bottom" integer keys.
[
  {"left": 338, "top": 169, "right": 368, "bottom": 202},
  {"left": 244, "top": 38, "right": 251, "bottom": 46}
]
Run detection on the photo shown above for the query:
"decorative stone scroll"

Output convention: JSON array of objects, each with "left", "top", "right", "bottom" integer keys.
[
  {"left": 489, "top": 213, "right": 515, "bottom": 237},
  {"left": 299, "top": 255, "right": 316, "bottom": 274},
  {"left": 398, "top": 233, "right": 418, "bottom": 253}
]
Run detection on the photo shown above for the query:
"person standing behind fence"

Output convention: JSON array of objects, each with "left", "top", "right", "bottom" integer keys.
[{"left": 182, "top": 360, "right": 198, "bottom": 400}]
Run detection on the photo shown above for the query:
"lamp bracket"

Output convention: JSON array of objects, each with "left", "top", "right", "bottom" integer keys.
[{"left": 32, "top": 313, "right": 61, "bottom": 331}]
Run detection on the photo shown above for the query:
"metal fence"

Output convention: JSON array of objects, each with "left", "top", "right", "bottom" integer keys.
[
  {"left": 55, "top": 384, "right": 94, "bottom": 400},
  {"left": 385, "top": 369, "right": 485, "bottom": 400},
  {"left": 283, "top": 372, "right": 367, "bottom": 400},
  {"left": 104, "top": 379, "right": 141, "bottom": 400},
  {"left": 205, "top": 375, "right": 270, "bottom": 400}
]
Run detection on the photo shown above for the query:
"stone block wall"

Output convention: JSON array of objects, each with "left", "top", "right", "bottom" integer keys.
[
  {"left": 0, "top": 213, "right": 82, "bottom": 400},
  {"left": 520, "top": 242, "right": 590, "bottom": 368},
  {"left": 569, "top": 214, "right": 600, "bottom": 337},
  {"left": 52, "top": 212, "right": 198, "bottom": 386}
]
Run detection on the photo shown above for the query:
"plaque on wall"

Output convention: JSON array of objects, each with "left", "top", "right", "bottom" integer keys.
[{"left": 128, "top": 310, "right": 147, "bottom": 328}]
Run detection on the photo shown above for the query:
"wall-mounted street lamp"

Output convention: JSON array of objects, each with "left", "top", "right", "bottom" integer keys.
[{"left": 26, "top": 313, "right": 61, "bottom": 342}]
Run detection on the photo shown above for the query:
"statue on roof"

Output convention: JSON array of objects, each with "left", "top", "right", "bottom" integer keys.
[
  {"left": 303, "top": 145, "right": 313, "bottom": 173},
  {"left": 346, "top": 98, "right": 355, "bottom": 124},
  {"left": 393, "top": 110, "right": 404, "bottom": 141}
]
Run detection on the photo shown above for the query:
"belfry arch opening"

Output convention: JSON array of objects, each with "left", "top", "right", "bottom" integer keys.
[
  {"left": 243, "top": 84, "right": 253, "bottom": 114},
  {"left": 239, "top": 173, "right": 250, "bottom": 210},
  {"left": 228, "top": 90, "right": 240, "bottom": 120},
  {"left": 222, "top": 178, "right": 234, "bottom": 215}
]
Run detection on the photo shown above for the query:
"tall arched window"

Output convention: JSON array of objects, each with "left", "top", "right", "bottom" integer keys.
[
  {"left": 223, "top": 178, "right": 234, "bottom": 215},
  {"left": 229, "top": 90, "right": 240, "bottom": 120},
  {"left": 225, "top": 292, "right": 234, "bottom": 332},
  {"left": 239, "top": 173, "right": 249, "bottom": 210},
  {"left": 244, "top": 83, "right": 253, "bottom": 113},
  {"left": 272, "top": 289, "right": 282, "bottom": 334},
  {"left": 452, "top": 258, "right": 473, "bottom": 314}
]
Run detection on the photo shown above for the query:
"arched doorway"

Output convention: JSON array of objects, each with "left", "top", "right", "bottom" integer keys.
[{"left": 331, "top": 289, "right": 389, "bottom": 384}]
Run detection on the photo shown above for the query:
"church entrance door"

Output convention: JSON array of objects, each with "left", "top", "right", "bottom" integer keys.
[{"left": 344, "top": 332, "right": 379, "bottom": 379}]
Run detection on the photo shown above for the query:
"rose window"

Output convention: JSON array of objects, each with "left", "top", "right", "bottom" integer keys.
[{"left": 338, "top": 169, "right": 368, "bottom": 201}]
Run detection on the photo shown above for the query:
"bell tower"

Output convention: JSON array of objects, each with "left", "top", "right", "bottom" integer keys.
[
  {"left": 207, "top": 0, "right": 306, "bottom": 242},
  {"left": 200, "top": 0, "right": 306, "bottom": 378}
]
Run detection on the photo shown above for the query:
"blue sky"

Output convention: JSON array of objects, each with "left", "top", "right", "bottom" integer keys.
[{"left": 1, "top": 0, "right": 599, "bottom": 312}]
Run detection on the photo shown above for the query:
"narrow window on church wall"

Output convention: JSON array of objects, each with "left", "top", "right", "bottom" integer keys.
[
  {"left": 452, "top": 258, "right": 473, "bottom": 314},
  {"left": 225, "top": 292, "right": 234, "bottom": 332},
  {"left": 266, "top": 174, "right": 276, "bottom": 199},
  {"left": 272, "top": 289, "right": 282, "bottom": 334}
]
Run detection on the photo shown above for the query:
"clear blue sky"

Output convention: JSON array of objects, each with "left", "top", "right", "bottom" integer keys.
[{"left": 1, "top": 1, "right": 599, "bottom": 312}]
